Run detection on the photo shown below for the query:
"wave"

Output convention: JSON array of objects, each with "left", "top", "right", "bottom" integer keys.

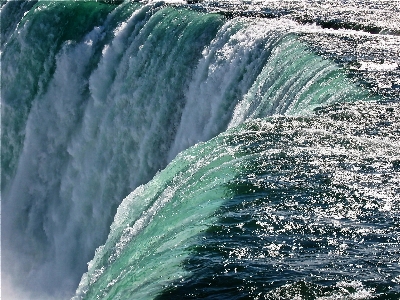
[{"left": 74, "top": 101, "right": 400, "bottom": 299}]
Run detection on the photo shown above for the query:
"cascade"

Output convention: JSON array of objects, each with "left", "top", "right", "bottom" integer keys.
[{"left": 1, "top": 1, "right": 399, "bottom": 299}]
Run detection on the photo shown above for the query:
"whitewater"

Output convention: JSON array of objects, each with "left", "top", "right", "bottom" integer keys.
[{"left": 1, "top": 1, "right": 400, "bottom": 299}]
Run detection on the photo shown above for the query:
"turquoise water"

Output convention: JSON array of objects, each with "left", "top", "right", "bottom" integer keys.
[
  {"left": 75, "top": 101, "right": 400, "bottom": 300},
  {"left": 1, "top": 1, "right": 399, "bottom": 299}
]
